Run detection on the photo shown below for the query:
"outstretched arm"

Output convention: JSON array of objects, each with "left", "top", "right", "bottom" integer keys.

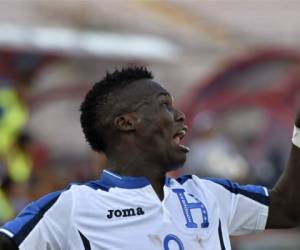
[
  {"left": 266, "top": 109, "right": 300, "bottom": 228},
  {"left": 0, "top": 233, "right": 18, "bottom": 250}
]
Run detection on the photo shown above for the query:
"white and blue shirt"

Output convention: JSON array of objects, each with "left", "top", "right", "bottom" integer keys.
[{"left": 0, "top": 170, "right": 269, "bottom": 250}]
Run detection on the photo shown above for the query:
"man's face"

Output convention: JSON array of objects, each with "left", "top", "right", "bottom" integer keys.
[{"left": 128, "top": 79, "right": 189, "bottom": 171}]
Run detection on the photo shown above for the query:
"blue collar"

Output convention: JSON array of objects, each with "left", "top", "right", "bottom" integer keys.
[{"left": 98, "top": 169, "right": 171, "bottom": 189}]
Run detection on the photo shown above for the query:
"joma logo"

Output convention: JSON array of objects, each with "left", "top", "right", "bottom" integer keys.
[{"left": 107, "top": 207, "right": 145, "bottom": 219}]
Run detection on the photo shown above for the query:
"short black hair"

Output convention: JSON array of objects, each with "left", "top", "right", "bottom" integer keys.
[{"left": 80, "top": 66, "right": 153, "bottom": 152}]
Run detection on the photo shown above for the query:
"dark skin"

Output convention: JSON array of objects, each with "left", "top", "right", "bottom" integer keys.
[
  {"left": 266, "top": 111, "right": 300, "bottom": 228},
  {"left": 107, "top": 79, "right": 300, "bottom": 227},
  {"left": 1, "top": 79, "right": 299, "bottom": 249},
  {"left": 106, "top": 80, "right": 188, "bottom": 199},
  {"left": 0, "top": 235, "right": 17, "bottom": 250}
]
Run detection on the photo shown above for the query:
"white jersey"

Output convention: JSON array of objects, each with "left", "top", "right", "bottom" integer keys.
[{"left": 0, "top": 170, "right": 269, "bottom": 250}]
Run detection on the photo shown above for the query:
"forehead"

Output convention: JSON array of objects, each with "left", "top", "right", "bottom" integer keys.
[{"left": 128, "top": 79, "right": 170, "bottom": 99}]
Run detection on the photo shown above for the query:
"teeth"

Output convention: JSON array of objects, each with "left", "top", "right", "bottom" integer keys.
[
  {"left": 180, "top": 130, "right": 186, "bottom": 135},
  {"left": 172, "top": 127, "right": 189, "bottom": 152},
  {"left": 173, "top": 127, "right": 188, "bottom": 146},
  {"left": 175, "top": 130, "right": 186, "bottom": 139}
]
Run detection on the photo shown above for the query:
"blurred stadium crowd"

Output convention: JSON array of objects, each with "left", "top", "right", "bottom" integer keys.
[{"left": 0, "top": 1, "right": 300, "bottom": 249}]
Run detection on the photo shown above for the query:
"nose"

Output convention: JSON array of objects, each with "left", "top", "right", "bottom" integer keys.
[{"left": 175, "top": 109, "right": 186, "bottom": 122}]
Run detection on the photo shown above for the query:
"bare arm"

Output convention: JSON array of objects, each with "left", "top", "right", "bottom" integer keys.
[
  {"left": 266, "top": 110, "right": 300, "bottom": 228},
  {"left": 0, "top": 233, "right": 18, "bottom": 250}
]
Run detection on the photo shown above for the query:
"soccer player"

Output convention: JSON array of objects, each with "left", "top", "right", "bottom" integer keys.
[{"left": 0, "top": 67, "right": 299, "bottom": 249}]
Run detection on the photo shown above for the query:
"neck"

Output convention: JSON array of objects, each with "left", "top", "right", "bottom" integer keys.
[{"left": 106, "top": 152, "right": 167, "bottom": 200}]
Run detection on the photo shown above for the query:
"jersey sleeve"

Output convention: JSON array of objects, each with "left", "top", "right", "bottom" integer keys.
[
  {"left": 200, "top": 177, "right": 269, "bottom": 235},
  {"left": 0, "top": 187, "right": 73, "bottom": 249}
]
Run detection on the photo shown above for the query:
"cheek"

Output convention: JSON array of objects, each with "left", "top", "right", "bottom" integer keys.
[
  {"left": 141, "top": 118, "right": 171, "bottom": 143},
  {"left": 158, "top": 112, "right": 174, "bottom": 133},
  {"left": 137, "top": 107, "right": 174, "bottom": 140}
]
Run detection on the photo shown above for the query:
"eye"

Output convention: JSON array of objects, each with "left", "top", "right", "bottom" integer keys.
[{"left": 160, "top": 100, "right": 173, "bottom": 110}]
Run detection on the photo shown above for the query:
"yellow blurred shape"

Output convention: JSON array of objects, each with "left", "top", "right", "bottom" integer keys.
[
  {"left": 0, "top": 188, "right": 14, "bottom": 222},
  {"left": 6, "top": 148, "right": 32, "bottom": 183},
  {"left": 0, "top": 88, "right": 28, "bottom": 155}
]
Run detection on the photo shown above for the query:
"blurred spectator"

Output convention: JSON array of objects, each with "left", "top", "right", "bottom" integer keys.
[
  {"left": 4, "top": 132, "right": 33, "bottom": 183},
  {"left": 183, "top": 112, "right": 249, "bottom": 182},
  {"left": 0, "top": 79, "right": 31, "bottom": 156},
  {"left": 0, "top": 176, "right": 15, "bottom": 224},
  {"left": 0, "top": 78, "right": 34, "bottom": 220}
]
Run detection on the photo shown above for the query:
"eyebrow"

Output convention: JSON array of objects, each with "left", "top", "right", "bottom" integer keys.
[
  {"left": 157, "top": 92, "right": 174, "bottom": 103},
  {"left": 133, "top": 92, "right": 172, "bottom": 111},
  {"left": 157, "top": 92, "right": 172, "bottom": 98}
]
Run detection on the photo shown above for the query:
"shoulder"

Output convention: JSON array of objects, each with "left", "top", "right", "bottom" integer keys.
[
  {"left": 0, "top": 180, "right": 108, "bottom": 246},
  {"left": 176, "top": 175, "right": 269, "bottom": 206}
]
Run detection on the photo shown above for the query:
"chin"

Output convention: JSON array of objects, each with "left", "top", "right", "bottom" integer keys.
[{"left": 167, "top": 156, "right": 186, "bottom": 172}]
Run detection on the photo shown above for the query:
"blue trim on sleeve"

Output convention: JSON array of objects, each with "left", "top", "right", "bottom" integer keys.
[
  {"left": 78, "top": 230, "right": 91, "bottom": 250},
  {"left": 205, "top": 178, "right": 269, "bottom": 206},
  {"left": 2, "top": 186, "right": 71, "bottom": 246},
  {"left": 218, "top": 220, "right": 226, "bottom": 250},
  {"left": 1, "top": 178, "right": 112, "bottom": 246}
]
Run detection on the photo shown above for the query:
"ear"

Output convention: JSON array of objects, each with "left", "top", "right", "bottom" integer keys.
[{"left": 114, "top": 113, "right": 138, "bottom": 132}]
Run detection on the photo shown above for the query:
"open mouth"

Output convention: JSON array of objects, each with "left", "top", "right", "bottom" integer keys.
[{"left": 173, "top": 127, "right": 190, "bottom": 153}]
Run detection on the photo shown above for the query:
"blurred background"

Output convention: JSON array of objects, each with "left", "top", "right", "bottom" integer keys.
[{"left": 0, "top": 0, "right": 299, "bottom": 249}]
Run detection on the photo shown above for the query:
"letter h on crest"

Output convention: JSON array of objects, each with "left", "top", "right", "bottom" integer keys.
[{"left": 172, "top": 189, "right": 209, "bottom": 229}]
